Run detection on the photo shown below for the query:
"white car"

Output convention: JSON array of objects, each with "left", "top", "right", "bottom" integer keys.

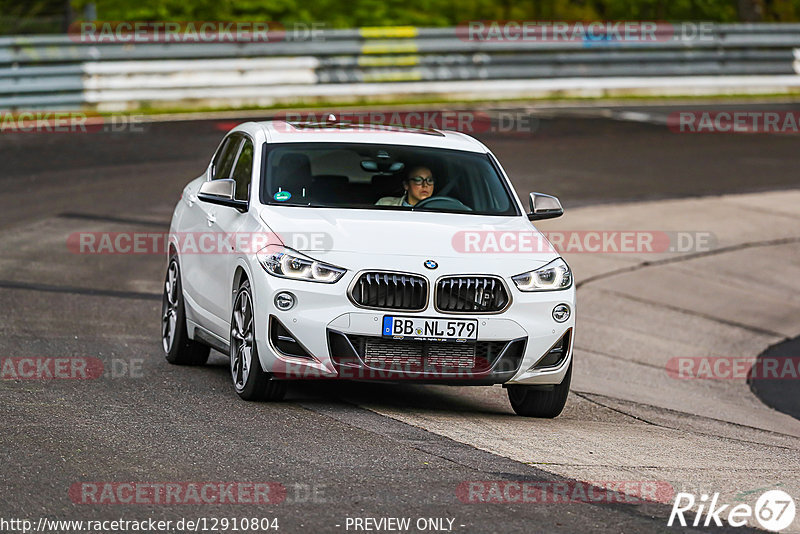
[{"left": 162, "top": 118, "right": 575, "bottom": 417}]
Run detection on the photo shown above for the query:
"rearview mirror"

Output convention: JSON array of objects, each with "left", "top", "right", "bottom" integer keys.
[
  {"left": 361, "top": 160, "right": 404, "bottom": 175},
  {"left": 528, "top": 192, "right": 563, "bottom": 221},
  {"left": 198, "top": 179, "right": 248, "bottom": 212}
]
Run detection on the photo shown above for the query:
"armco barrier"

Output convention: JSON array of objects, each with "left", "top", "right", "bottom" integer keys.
[{"left": 1, "top": 24, "right": 799, "bottom": 110}]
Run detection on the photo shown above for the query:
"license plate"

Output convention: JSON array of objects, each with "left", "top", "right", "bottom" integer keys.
[{"left": 382, "top": 316, "right": 478, "bottom": 342}]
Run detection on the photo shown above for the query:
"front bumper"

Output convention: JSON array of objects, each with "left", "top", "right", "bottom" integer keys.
[{"left": 251, "top": 268, "right": 575, "bottom": 386}]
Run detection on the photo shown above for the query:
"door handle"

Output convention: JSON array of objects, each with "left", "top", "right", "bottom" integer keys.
[{"left": 206, "top": 212, "right": 216, "bottom": 226}]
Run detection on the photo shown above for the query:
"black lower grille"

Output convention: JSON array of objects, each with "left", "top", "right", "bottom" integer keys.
[
  {"left": 435, "top": 276, "right": 509, "bottom": 313},
  {"left": 363, "top": 338, "right": 426, "bottom": 367},
  {"left": 350, "top": 271, "right": 428, "bottom": 311},
  {"left": 533, "top": 330, "right": 571, "bottom": 369},
  {"left": 360, "top": 338, "right": 478, "bottom": 369},
  {"left": 269, "top": 316, "right": 313, "bottom": 359},
  {"left": 338, "top": 334, "right": 519, "bottom": 373}
]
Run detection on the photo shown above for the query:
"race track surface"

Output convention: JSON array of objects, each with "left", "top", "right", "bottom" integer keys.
[{"left": 1, "top": 103, "right": 798, "bottom": 533}]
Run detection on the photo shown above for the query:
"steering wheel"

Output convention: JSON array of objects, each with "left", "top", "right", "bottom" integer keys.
[{"left": 413, "top": 196, "right": 472, "bottom": 212}]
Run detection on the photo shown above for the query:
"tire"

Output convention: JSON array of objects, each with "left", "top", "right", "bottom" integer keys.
[
  {"left": 506, "top": 362, "right": 572, "bottom": 418},
  {"left": 161, "top": 257, "right": 210, "bottom": 365},
  {"left": 230, "top": 279, "right": 287, "bottom": 402}
]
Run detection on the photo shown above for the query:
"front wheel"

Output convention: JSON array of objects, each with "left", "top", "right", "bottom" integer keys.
[
  {"left": 230, "top": 280, "right": 287, "bottom": 401},
  {"left": 506, "top": 362, "right": 571, "bottom": 418}
]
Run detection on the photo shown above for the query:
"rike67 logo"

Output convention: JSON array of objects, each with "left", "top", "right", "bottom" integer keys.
[{"left": 668, "top": 490, "right": 796, "bottom": 532}]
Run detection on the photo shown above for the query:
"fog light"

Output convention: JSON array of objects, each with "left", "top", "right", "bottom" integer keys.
[
  {"left": 274, "top": 292, "right": 296, "bottom": 311},
  {"left": 552, "top": 304, "right": 570, "bottom": 323}
]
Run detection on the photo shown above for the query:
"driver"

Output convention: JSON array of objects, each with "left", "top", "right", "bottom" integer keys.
[{"left": 376, "top": 166, "right": 434, "bottom": 207}]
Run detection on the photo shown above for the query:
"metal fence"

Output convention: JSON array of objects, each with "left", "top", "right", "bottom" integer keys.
[{"left": 2, "top": 24, "right": 800, "bottom": 111}]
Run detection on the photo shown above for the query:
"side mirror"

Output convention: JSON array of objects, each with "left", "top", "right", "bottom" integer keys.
[
  {"left": 198, "top": 179, "right": 248, "bottom": 212},
  {"left": 528, "top": 192, "right": 563, "bottom": 221}
]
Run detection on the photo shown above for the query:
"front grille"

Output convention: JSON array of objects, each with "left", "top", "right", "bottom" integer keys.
[
  {"left": 363, "top": 338, "right": 424, "bottom": 367},
  {"left": 426, "top": 344, "right": 476, "bottom": 368},
  {"left": 435, "top": 276, "right": 509, "bottom": 313},
  {"left": 350, "top": 271, "right": 428, "bottom": 311},
  {"left": 360, "top": 338, "right": 479, "bottom": 369}
]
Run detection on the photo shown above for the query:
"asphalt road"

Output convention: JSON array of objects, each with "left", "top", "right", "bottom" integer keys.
[{"left": 1, "top": 103, "right": 798, "bottom": 533}]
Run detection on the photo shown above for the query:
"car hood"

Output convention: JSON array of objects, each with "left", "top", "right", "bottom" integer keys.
[{"left": 257, "top": 206, "right": 559, "bottom": 272}]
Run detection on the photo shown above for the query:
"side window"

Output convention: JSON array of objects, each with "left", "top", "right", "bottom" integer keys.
[
  {"left": 212, "top": 135, "right": 241, "bottom": 180},
  {"left": 231, "top": 138, "right": 254, "bottom": 201}
]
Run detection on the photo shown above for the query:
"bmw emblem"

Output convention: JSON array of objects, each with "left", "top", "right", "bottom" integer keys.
[{"left": 424, "top": 260, "right": 438, "bottom": 270}]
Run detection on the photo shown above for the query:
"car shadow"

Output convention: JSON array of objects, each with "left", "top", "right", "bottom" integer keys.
[
  {"left": 747, "top": 336, "right": 800, "bottom": 421},
  {"left": 205, "top": 351, "right": 516, "bottom": 416}
]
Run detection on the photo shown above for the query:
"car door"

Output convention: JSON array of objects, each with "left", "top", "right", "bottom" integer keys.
[
  {"left": 203, "top": 134, "right": 255, "bottom": 337},
  {"left": 182, "top": 133, "right": 243, "bottom": 336}
]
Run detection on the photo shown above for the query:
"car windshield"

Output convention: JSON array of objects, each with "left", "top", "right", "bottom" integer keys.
[{"left": 260, "top": 142, "right": 519, "bottom": 216}]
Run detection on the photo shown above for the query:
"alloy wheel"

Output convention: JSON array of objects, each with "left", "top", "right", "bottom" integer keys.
[
  {"left": 161, "top": 260, "right": 179, "bottom": 353},
  {"left": 231, "top": 287, "right": 254, "bottom": 391}
]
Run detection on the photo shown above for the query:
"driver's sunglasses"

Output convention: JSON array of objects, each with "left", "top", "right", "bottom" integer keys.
[{"left": 409, "top": 176, "right": 435, "bottom": 186}]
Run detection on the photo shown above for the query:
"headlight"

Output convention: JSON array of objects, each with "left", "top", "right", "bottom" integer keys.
[
  {"left": 512, "top": 258, "right": 572, "bottom": 292},
  {"left": 256, "top": 246, "right": 346, "bottom": 283}
]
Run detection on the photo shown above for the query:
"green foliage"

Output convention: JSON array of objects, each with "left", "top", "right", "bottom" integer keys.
[
  {"left": 3, "top": 0, "right": 800, "bottom": 34},
  {"left": 73, "top": 0, "right": 799, "bottom": 24},
  {"left": 0, "top": 0, "right": 69, "bottom": 33}
]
